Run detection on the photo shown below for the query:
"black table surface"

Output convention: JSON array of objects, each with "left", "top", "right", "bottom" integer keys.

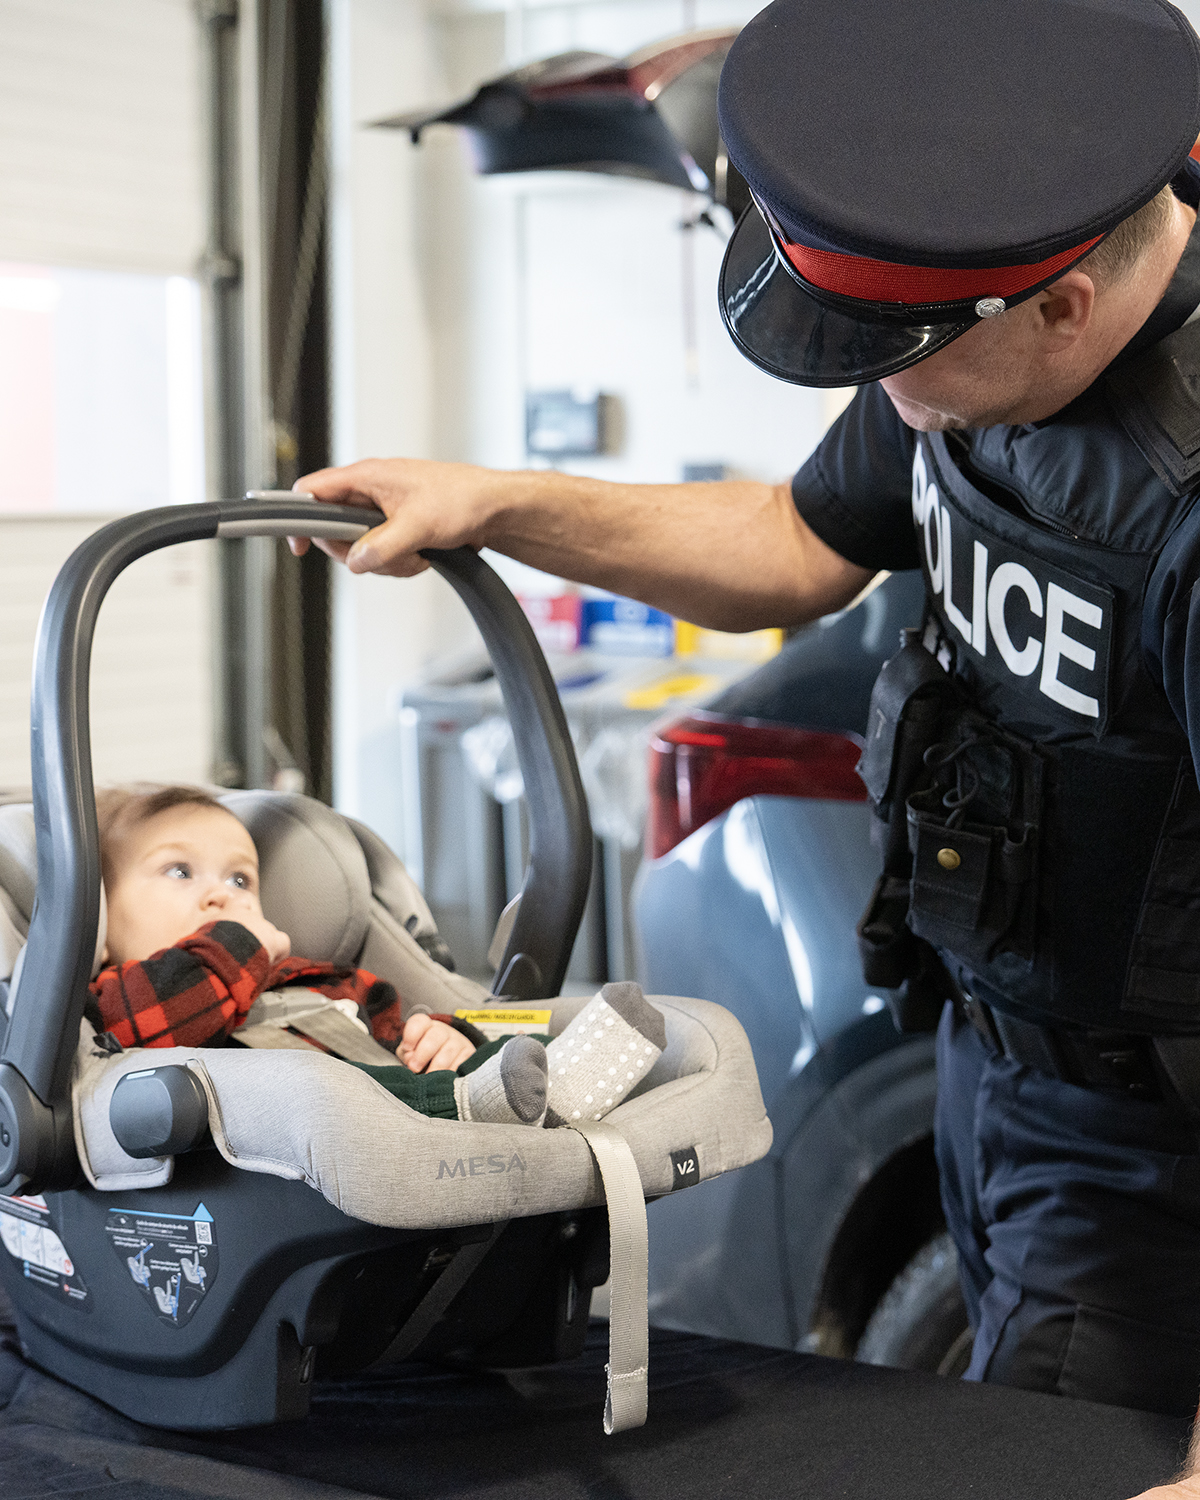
[{"left": 0, "top": 1313, "right": 1191, "bottom": 1500}]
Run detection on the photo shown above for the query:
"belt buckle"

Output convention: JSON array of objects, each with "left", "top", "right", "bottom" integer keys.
[
  {"left": 1058, "top": 1030, "right": 1159, "bottom": 1100},
  {"left": 1094, "top": 1044, "right": 1156, "bottom": 1099}
]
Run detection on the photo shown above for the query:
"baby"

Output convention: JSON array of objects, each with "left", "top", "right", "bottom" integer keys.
[
  {"left": 89, "top": 785, "right": 667, "bottom": 1129},
  {"left": 89, "top": 785, "right": 548, "bottom": 1125}
]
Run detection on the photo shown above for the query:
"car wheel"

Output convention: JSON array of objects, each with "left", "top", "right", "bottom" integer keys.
[{"left": 856, "top": 1231, "right": 972, "bottom": 1377}]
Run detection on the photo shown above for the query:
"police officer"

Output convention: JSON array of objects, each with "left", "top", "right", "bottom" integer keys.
[{"left": 298, "top": 0, "right": 1200, "bottom": 1478}]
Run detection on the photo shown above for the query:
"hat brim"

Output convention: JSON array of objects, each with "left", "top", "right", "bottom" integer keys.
[{"left": 718, "top": 207, "right": 975, "bottom": 388}]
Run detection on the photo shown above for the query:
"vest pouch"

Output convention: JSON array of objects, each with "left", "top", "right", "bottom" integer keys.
[
  {"left": 857, "top": 872, "right": 922, "bottom": 988},
  {"left": 907, "top": 814, "right": 1035, "bottom": 965},
  {"left": 857, "top": 630, "right": 959, "bottom": 873},
  {"left": 904, "top": 722, "right": 1042, "bottom": 967}
]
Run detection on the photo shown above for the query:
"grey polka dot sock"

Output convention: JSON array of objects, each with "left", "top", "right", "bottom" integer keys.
[
  {"left": 456, "top": 1035, "right": 548, "bottom": 1125},
  {"left": 544, "top": 982, "right": 666, "bottom": 1127}
]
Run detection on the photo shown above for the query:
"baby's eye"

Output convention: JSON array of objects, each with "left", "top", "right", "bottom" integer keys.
[
  {"left": 165, "top": 863, "right": 191, "bottom": 881},
  {"left": 227, "top": 871, "right": 252, "bottom": 891}
]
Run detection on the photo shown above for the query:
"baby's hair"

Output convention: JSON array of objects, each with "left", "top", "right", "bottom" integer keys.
[{"left": 95, "top": 784, "right": 230, "bottom": 888}]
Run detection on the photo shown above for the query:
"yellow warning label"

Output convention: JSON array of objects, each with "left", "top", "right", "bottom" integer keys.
[
  {"left": 622, "top": 674, "right": 718, "bottom": 711},
  {"left": 455, "top": 1009, "right": 553, "bottom": 1027},
  {"left": 674, "top": 621, "right": 783, "bottom": 662}
]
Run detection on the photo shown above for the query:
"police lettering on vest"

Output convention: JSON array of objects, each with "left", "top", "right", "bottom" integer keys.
[{"left": 911, "top": 442, "right": 1114, "bottom": 733}]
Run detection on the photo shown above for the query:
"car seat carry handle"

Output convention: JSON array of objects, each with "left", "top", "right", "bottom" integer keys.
[
  {"left": 421, "top": 547, "right": 593, "bottom": 1001},
  {"left": 0, "top": 499, "right": 381, "bottom": 1193}
]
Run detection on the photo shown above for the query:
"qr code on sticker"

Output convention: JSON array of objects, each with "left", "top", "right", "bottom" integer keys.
[{"left": 194, "top": 1223, "right": 212, "bottom": 1245}]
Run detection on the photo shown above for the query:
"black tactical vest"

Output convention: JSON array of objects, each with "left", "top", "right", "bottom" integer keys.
[{"left": 894, "top": 322, "right": 1200, "bottom": 1035}]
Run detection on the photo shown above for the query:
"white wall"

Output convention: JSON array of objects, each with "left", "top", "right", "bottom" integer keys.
[
  {"left": 0, "top": 0, "right": 204, "bottom": 275},
  {"left": 328, "top": 0, "right": 480, "bottom": 849},
  {"left": 0, "top": 518, "right": 212, "bottom": 793},
  {"left": 329, "top": 0, "right": 838, "bottom": 850},
  {"left": 0, "top": 3, "right": 212, "bottom": 798},
  {"left": 424, "top": 0, "right": 831, "bottom": 485}
]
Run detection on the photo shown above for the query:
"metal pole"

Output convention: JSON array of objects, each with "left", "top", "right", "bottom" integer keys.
[
  {"left": 196, "top": 0, "right": 244, "bottom": 785},
  {"left": 197, "top": 0, "right": 274, "bottom": 789},
  {"left": 239, "top": 0, "right": 274, "bottom": 790}
]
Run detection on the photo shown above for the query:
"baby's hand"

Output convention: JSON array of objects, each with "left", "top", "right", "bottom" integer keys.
[
  {"left": 237, "top": 910, "right": 291, "bottom": 965},
  {"left": 398, "top": 1013, "right": 474, "bottom": 1073}
]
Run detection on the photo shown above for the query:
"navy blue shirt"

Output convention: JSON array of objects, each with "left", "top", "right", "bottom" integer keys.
[{"left": 792, "top": 383, "right": 919, "bottom": 575}]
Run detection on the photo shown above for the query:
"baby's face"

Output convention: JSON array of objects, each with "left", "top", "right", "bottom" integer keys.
[{"left": 103, "top": 804, "right": 265, "bottom": 966}]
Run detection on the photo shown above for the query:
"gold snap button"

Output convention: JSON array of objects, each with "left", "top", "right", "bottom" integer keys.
[{"left": 937, "top": 848, "right": 961, "bottom": 871}]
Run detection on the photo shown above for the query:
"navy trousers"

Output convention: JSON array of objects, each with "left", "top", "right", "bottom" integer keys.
[{"left": 936, "top": 1003, "right": 1200, "bottom": 1417}]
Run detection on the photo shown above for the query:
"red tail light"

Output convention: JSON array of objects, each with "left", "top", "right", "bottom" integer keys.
[{"left": 646, "top": 712, "right": 866, "bottom": 860}]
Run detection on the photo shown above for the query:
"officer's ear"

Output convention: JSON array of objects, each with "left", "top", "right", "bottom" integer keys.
[{"left": 1027, "top": 270, "right": 1095, "bottom": 351}]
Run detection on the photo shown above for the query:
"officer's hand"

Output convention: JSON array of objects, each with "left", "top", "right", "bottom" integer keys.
[{"left": 289, "top": 458, "right": 500, "bottom": 577}]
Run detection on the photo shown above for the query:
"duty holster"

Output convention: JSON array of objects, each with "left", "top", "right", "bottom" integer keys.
[{"left": 855, "top": 631, "right": 1043, "bottom": 1032}]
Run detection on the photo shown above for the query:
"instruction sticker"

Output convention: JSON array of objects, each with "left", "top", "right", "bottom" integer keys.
[
  {"left": 455, "top": 1008, "right": 553, "bottom": 1041},
  {"left": 0, "top": 1193, "right": 89, "bottom": 1309},
  {"left": 106, "top": 1202, "right": 216, "bottom": 1327}
]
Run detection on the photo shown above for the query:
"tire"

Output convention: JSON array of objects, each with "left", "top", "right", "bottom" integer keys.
[{"left": 856, "top": 1231, "right": 973, "bottom": 1377}]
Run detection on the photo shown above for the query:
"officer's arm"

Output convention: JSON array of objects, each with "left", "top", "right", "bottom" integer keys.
[{"left": 295, "top": 458, "right": 873, "bottom": 632}]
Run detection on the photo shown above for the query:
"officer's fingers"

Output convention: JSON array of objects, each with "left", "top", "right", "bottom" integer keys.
[
  {"left": 295, "top": 462, "right": 376, "bottom": 505},
  {"left": 298, "top": 458, "right": 417, "bottom": 516},
  {"left": 302, "top": 536, "right": 356, "bottom": 564},
  {"left": 345, "top": 514, "right": 437, "bottom": 578},
  {"left": 298, "top": 457, "right": 493, "bottom": 575},
  {"left": 285, "top": 536, "right": 360, "bottom": 565},
  {"left": 288, "top": 464, "right": 386, "bottom": 558}
]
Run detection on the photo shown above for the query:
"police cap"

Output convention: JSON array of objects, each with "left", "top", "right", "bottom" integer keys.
[{"left": 717, "top": 0, "right": 1200, "bottom": 388}]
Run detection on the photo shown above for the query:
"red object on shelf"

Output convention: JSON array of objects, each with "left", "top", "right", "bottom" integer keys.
[
  {"left": 517, "top": 593, "right": 582, "bottom": 653},
  {"left": 646, "top": 712, "right": 866, "bottom": 860}
]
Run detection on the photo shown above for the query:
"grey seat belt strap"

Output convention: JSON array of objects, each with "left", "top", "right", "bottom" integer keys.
[
  {"left": 234, "top": 989, "right": 403, "bottom": 1066},
  {"left": 569, "top": 1118, "right": 648, "bottom": 1435}
]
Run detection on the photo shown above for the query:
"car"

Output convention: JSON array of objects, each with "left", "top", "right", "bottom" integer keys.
[{"left": 634, "top": 568, "right": 973, "bottom": 1376}]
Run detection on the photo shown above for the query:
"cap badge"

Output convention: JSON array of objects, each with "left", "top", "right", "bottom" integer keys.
[{"left": 975, "top": 297, "right": 1006, "bottom": 318}]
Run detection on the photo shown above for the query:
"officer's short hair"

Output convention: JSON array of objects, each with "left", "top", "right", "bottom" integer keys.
[{"left": 1076, "top": 185, "right": 1178, "bottom": 289}]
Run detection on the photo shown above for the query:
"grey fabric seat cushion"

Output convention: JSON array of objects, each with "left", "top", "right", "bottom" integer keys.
[
  {"left": 0, "top": 805, "right": 106, "bottom": 992},
  {"left": 72, "top": 997, "right": 772, "bottom": 1226},
  {"left": 221, "top": 792, "right": 493, "bottom": 1014}
]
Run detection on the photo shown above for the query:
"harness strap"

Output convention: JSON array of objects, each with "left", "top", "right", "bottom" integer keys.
[
  {"left": 570, "top": 1118, "right": 649, "bottom": 1435},
  {"left": 235, "top": 989, "right": 402, "bottom": 1067}
]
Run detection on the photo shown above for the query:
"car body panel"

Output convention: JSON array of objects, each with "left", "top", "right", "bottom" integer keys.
[
  {"left": 636, "top": 796, "right": 882, "bottom": 1110},
  {"left": 636, "top": 570, "right": 934, "bottom": 1352}
]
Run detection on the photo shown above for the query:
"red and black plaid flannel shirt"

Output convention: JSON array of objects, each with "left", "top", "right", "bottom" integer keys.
[{"left": 89, "top": 919, "right": 407, "bottom": 1052}]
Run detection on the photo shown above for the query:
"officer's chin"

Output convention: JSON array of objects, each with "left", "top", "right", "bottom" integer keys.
[{"left": 878, "top": 382, "right": 969, "bottom": 433}]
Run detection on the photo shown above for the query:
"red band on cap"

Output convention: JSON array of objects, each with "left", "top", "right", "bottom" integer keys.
[{"left": 779, "top": 236, "right": 1104, "bottom": 306}]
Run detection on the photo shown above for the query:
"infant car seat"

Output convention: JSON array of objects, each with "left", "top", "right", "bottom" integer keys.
[{"left": 0, "top": 497, "right": 771, "bottom": 1432}]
